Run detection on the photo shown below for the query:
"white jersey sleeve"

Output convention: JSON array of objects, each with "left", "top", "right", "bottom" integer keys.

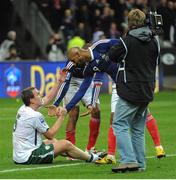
[{"left": 35, "top": 114, "right": 49, "bottom": 133}]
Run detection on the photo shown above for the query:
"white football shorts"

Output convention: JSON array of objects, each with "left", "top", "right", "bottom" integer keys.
[
  {"left": 111, "top": 83, "right": 119, "bottom": 113},
  {"left": 63, "top": 77, "right": 99, "bottom": 107}
]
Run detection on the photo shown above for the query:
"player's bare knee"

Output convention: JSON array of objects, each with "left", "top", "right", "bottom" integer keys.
[
  {"left": 110, "top": 112, "right": 114, "bottom": 124},
  {"left": 64, "top": 140, "right": 74, "bottom": 150},
  {"left": 70, "top": 106, "right": 79, "bottom": 115},
  {"left": 68, "top": 106, "right": 79, "bottom": 122}
]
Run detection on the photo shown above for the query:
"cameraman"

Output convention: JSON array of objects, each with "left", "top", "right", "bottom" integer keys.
[{"left": 107, "top": 9, "right": 160, "bottom": 172}]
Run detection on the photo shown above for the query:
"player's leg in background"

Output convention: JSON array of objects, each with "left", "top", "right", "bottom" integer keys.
[
  {"left": 107, "top": 113, "right": 116, "bottom": 161},
  {"left": 86, "top": 103, "right": 101, "bottom": 152},
  {"left": 82, "top": 84, "right": 101, "bottom": 152},
  {"left": 63, "top": 77, "right": 80, "bottom": 146},
  {"left": 146, "top": 109, "right": 165, "bottom": 158},
  {"left": 96, "top": 112, "right": 117, "bottom": 164},
  {"left": 66, "top": 106, "right": 79, "bottom": 145},
  {"left": 96, "top": 83, "right": 117, "bottom": 164},
  {"left": 107, "top": 83, "right": 118, "bottom": 162}
]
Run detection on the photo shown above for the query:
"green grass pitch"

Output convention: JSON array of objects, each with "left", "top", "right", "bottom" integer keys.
[{"left": 0, "top": 91, "right": 176, "bottom": 179}]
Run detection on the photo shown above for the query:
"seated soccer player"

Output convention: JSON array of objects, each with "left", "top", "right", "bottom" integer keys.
[{"left": 13, "top": 70, "right": 101, "bottom": 164}]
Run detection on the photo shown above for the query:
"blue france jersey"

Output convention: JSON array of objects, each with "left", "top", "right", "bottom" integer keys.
[
  {"left": 86, "top": 39, "right": 120, "bottom": 73},
  {"left": 53, "top": 61, "right": 86, "bottom": 107},
  {"left": 64, "top": 39, "right": 120, "bottom": 111}
]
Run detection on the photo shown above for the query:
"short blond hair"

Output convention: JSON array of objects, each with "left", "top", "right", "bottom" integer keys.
[{"left": 128, "top": 9, "right": 146, "bottom": 29}]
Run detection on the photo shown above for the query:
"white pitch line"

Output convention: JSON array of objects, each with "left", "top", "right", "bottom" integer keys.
[
  {"left": 0, "top": 162, "right": 84, "bottom": 173},
  {"left": 1, "top": 154, "right": 176, "bottom": 174},
  {"left": 146, "top": 153, "right": 176, "bottom": 159}
]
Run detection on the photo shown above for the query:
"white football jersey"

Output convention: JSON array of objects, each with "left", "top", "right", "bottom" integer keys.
[{"left": 13, "top": 105, "right": 49, "bottom": 163}]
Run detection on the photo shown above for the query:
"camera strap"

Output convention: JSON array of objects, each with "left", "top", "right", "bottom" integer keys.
[{"left": 154, "top": 36, "right": 160, "bottom": 65}]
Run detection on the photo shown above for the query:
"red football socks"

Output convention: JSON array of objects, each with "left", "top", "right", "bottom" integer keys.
[
  {"left": 86, "top": 117, "right": 100, "bottom": 150},
  {"left": 66, "top": 130, "right": 76, "bottom": 145},
  {"left": 146, "top": 113, "right": 161, "bottom": 146},
  {"left": 108, "top": 125, "right": 116, "bottom": 155}
]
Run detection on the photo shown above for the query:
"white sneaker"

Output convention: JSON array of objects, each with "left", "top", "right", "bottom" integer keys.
[
  {"left": 87, "top": 153, "right": 100, "bottom": 163},
  {"left": 85, "top": 147, "right": 107, "bottom": 158}
]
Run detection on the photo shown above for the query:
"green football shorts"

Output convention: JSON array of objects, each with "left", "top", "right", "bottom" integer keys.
[{"left": 23, "top": 143, "right": 54, "bottom": 164}]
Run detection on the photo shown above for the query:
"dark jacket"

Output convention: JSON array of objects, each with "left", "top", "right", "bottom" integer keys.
[{"left": 108, "top": 27, "right": 159, "bottom": 104}]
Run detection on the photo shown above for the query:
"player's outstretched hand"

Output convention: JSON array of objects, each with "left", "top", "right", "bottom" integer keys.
[
  {"left": 57, "top": 68, "right": 68, "bottom": 83},
  {"left": 45, "top": 105, "right": 57, "bottom": 117}
]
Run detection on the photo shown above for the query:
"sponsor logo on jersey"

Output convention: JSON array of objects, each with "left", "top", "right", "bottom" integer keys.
[
  {"left": 45, "top": 145, "right": 50, "bottom": 150},
  {"left": 66, "top": 72, "right": 71, "bottom": 80},
  {"left": 39, "top": 117, "right": 45, "bottom": 124},
  {"left": 93, "top": 66, "right": 100, "bottom": 72},
  {"left": 96, "top": 59, "right": 99, "bottom": 64}
]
